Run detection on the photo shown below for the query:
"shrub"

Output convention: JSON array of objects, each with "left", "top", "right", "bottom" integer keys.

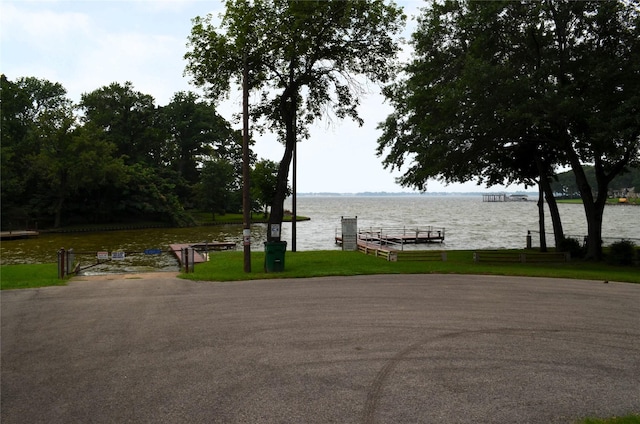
[
  {"left": 558, "top": 237, "right": 584, "bottom": 259},
  {"left": 607, "top": 239, "right": 637, "bottom": 266}
]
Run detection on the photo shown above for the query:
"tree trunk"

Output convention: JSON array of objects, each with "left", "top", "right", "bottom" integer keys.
[
  {"left": 540, "top": 175, "right": 565, "bottom": 249},
  {"left": 567, "top": 150, "right": 603, "bottom": 260},
  {"left": 268, "top": 146, "right": 293, "bottom": 241},
  {"left": 268, "top": 85, "right": 297, "bottom": 242},
  {"left": 537, "top": 182, "right": 547, "bottom": 252},
  {"left": 535, "top": 157, "right": 565, "bottom": 250}
]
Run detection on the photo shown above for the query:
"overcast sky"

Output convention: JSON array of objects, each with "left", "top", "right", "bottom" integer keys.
[{"left": 1, "top": 0, "right": 529, "bottom": 193}]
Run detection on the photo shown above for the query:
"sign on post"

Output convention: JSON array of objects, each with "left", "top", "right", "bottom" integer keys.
[
  {"left": 111, "top": 251, "right": 125, "bottom": 260},
  {"left": 270, "top": 224, "right": 281, "bottom": 239}
]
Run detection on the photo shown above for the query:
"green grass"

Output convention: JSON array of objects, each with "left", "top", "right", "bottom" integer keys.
[
  {"left": 180, "top": 249, "right": 640, "bottom": 283},
  {"left": 576, "top": 415, "right": 640, "bottom": 424},
  {"left": 2, "top": 249, "right": 638, "bottom": 289},
  {"left": 0, "top": 263, "right": 66, "bottom": 290}
]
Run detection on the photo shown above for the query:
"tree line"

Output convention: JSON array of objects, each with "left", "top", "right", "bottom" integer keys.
[{"left": 1, "top": 75, "right": 283, "bottom": 230}]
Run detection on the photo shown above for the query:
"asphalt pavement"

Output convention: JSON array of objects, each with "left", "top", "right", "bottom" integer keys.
[{"left": 2, "top": 272, "right": 639, "bottom": 423}]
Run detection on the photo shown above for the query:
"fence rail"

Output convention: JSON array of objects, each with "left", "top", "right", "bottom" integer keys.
[{"left": 57, "top": 248, "right": 171, "bottom": 278}]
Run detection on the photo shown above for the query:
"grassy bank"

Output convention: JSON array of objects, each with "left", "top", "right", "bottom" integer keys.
[
  {"left": 180, "top": 249, "right": 640, "bottom": 283},
  {"left": 190, "top": 211, "right": 309, "bottom": 225},
  {"left": 2, "top": 249, "right": 638, "bottom": 290},
  {"left": 0, "top": 263, "right": 63, "bottom": 290}
]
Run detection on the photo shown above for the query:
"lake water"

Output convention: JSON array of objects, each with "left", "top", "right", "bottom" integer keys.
[
  {"left": 2, "top": 195, "right": 638, "bottom": 273},
  {"left": 282, "top": 195, "right": 640, "bottom": 251}
]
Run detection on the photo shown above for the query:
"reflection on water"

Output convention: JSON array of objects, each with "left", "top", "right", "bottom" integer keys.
[{"left": 2, "top": 196, "right": 639, "bottom": 270}]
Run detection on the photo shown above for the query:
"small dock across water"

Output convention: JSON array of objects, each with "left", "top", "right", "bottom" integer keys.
[{"left": 0, "top": 230, "right": 39, "bottom": 240}]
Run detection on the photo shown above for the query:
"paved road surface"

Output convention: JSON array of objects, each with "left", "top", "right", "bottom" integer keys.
[{"left": 2, "top": 273, "right": 639, "bottom": 423}]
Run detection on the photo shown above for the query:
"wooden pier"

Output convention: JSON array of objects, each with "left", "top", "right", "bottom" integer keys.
[
  {"left": 336, "top": 226, "right": 445, "bottom": 250},
  {"left": 483, "top": 194, "right": 507, "bottom": 202},
  {"left": 169, "top": 242, "right": 237, "bottom": 266},
  {"left": 483, "top": 194, "right": 529, "bottom": 202}
]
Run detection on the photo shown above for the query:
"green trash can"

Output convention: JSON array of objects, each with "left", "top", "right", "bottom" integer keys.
[{"left": 264, "top": 241, "right": 287, "bottom": 272}]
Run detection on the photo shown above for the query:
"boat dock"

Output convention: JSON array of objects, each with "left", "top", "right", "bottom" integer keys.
[
  {"left": 169, "top": 242, "right": 237, "bottom": 266},
  {"left": 483, "top": 194, "right": 529, "bottom": 202},
  {"left": 0, "top": 230, "right": 39, "bottom": 240},
  {"left": 336, "top": 226, "right": 445, "bottom": 249}
]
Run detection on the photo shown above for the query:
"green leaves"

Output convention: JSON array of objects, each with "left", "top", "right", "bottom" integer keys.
[
  {"left": 377, "top": 0, "right": 639, "bottom": 259},
  {"left": 185, "top": 1, "right": 406, "bottom": 227}
]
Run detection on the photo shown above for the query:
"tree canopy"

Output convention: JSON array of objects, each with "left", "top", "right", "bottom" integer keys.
[
  {"left": 185, "top": 0, "right": 406, "bottom": 240},
  {"left": 377, "top": 0, "right": 640, "bottom": 259},
  {"left": 0, "top": 75, "right": 264, "bottom": 229}
]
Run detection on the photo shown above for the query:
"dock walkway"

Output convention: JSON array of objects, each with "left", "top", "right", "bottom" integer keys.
[
  {"left": 169, "top": 244, "right": 207, "bottom": 265},
  {"left": 336, "top": 226, "right": 445, "bottom": 249},
  {"left": 169, "top": 242, "right": 237, "bottom": 266}
]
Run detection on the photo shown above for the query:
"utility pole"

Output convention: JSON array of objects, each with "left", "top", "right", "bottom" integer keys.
[
  {"left": 292, "top": 111, "right": 297, "bottom": 252},
  {"left": 242, "top": 51, "right": 251, "bottom": 272}
]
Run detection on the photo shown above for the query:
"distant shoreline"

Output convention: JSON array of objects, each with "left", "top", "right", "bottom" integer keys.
[{"left": 295, "top": 191, "right": 537, "bottom": 197}]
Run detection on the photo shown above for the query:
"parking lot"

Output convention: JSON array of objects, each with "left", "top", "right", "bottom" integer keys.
[{"left": 2, "top": 273, "right": 639, "bottom": 423}]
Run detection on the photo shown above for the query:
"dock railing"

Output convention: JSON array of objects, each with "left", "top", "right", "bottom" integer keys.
[{"left": 357, "top": 226, "right": 445, "bottom": 251}]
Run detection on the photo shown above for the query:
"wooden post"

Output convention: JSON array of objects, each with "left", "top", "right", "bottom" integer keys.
[
  {"left": 58, "top": 248, "right": 65, "bottom": 279},
  {"left": 242, "top": 49, "right": 251, "bottom": 273}
]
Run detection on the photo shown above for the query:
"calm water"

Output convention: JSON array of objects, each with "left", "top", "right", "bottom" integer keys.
[
  {"left": 282, "top": 195, "right": 640, "bottom": 251},
  {"left": 2, "top": 196, "right": 639, "bottom": 273}
]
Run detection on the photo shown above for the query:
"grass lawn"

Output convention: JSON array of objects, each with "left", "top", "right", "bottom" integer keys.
[
  {"left": 180, "top": 249, "right": 640, "bottom": 283},
  {"left": 0, "top": 263, "right": 64, "bottom": 290},
  {"left": 2, "top": 249, "right": 638, "bottom": 290}
]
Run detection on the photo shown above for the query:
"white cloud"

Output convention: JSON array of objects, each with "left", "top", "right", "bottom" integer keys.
[
  {"left": 0, "top": 3, "right": 91, "bottom": 48},
  {"left": 72, "top": 31, "right": 189, "bottom": 103},
  {"left": 0, "top": 0, "right": 529, "bottom": 193}
]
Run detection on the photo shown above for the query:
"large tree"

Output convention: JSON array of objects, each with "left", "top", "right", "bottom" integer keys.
[
  {"left": 1, "top": 75, "right": 72, "bottom": 226},
  {"left": 159, "top": 91, "right": 248, "bottom": 207},
  {"left": 185, "top": 0, "right": 406, "bottom": 241},
  {"left": 79, "top": 82, "right": 163, "bottom": 167},
  {"left": 1, "top": 75, "right": 129, "bottom": 228},
  {"left": 378, "top": 0, "right": 639, "bottom": 260}
]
